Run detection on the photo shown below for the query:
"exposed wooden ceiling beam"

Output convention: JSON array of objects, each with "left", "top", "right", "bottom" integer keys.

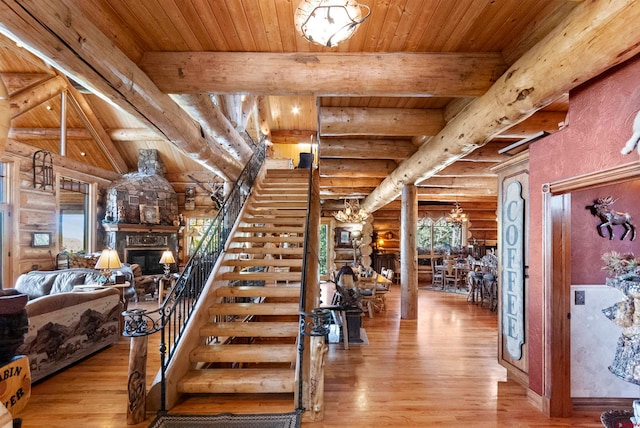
[
  {"left": 270, "top": 129, "right": 317, "bottom": 144},
  {"left": 320, "top": 159, "right": 398, "bottom": 178},
  {"left": 319, "top": 139, "right": 417, "bottom": 160},
  {"left": 319, "top": 177, "right": 383, "bottom": 188},
  {"left": 0, "top": 72, "right": 52, "bottom": 92},
  {"left": 170, "top": 93, "right": 253, "bottom": 164},
  {"left": 0, "top": 0, "right": 243, "bottom": 181},
  {"left": 65, "top": 82, "right": 129, "bottom": 174},
  {"left": 9, "top": 75, "right": 65, "bottom": 119},
  {"left": 139, "top": 52, "right": 507, "bottom": 97},
  {"left": 320, "top": 107, "right": 444, "bottom": 137},
  {"left": 362, "top": 0, "right": 640, "bottom": 212},
  {"left": 418, "top": 177, "right": 497, "bottom": 189},
  {"left": 493, "top": 111, "right": 567, "bottom": 139}
]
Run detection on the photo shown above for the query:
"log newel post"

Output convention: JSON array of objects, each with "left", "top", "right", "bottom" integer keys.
[
  {"left": 401, "top": 184, "right": 418, "bottom": 319},
  {"left": 127, "top": 335, "right": 148, "bottom": 425}
]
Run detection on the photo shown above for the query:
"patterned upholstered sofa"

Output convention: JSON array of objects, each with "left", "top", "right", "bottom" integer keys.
[{"left": 13, "top": 267, "right": 134, "bottom": 382}]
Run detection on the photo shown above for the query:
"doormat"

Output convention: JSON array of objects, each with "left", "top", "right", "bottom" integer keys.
[{"left": 148, "top": 411, "right": 300, "bottom": 428}]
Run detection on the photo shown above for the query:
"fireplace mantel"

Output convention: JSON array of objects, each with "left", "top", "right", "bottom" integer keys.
[{"left": 102, "top": 223, "right": 180, "bottom": 234}]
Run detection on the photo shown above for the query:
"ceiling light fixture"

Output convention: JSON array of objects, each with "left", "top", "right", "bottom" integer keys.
[
  {"left": 295, "top": 0, "right": 371, "bottom": 48},
  {"left": 446, "top": 202, "right": 468, "bottom": 225},
  {"left": 333, "top": 198, "right": 369, "bottom": 223}
]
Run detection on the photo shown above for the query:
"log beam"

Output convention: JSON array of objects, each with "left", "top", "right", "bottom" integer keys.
[
  {"left": 363, "top": 0, "right": 640, "bottom": 213},
  {"left": 270, "top": 129, "right": 317, "bottom": 144},
  {"left": 319, "top": 177, "right": 383, "bottom": 188},
  {"left": 171, "top": 93, "right": 253, "bottom": 164},
  {"left": 417, "top": 176, "right": 498, "bottom": 190},
  {"left": 0, "top": 0, "right": 242, "bottom": 181},
  {"left": 320, "top": 107, "right": 444, "bottom": 137},
  {"left": 319, "top": 139, "right": 417, "bottom": 160},
  {"left": 9, "top": 75, "right": 65, "bottom": 119},
  {"left": 139, "top": 52, "right": 507, "bottom": 97},
  {"left": 319, "top": 159, "right": 397, "bottom": 178}
]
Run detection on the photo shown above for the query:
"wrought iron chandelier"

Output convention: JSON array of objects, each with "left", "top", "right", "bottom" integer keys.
[
  {"left": 446, "top": 202, "right": 468, "bottom": 225},
  {"left": 333, "top": 198, "right": 369, "bottom": 223},
  {"left": 294, "top": 0, "right": 371, "bottom": 48}
]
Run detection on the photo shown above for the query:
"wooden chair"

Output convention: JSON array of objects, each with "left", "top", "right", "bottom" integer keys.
[
  {"left": 432, "top": 258, "right": 444, "bottom": 288},
  {"left": 444, "top": 260, "right": 465, "bottom": 291},
  {"left": 356, "top": 281, "right": 376, "bottom": 318}
]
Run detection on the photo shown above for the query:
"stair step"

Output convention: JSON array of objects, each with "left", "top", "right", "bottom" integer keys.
[
  {"left": 246, "top": 208, "right": 307, "bottom": 216},
  {"left": 248, "top": 201, "right": 307, "bottom": 211},
  {"left": 190, "top": 344, "right": 297, "bottom": 363},
  {"left": 221, "top": 258, "right": 303, "bottom": 268},
  {"left": 200, "top": 321, "right": 299, "bottom": 338},
  {"left": 249, "top": 194, "right": 308, "bottom": 201},
  {"left": 177, "top": 368, "right": 295, "bottom": 394},
  {"left": 243, "top": 216, "right": 306, "bottom": 225},
  {"left": 226, "top": 247, "right": 303, "bottom": 255},
  {"left": 231, "top": 235, "right": 305, "bottom": 244},
  {"left": 215, "top": 285, "right": 301, "bottom": 298},
  {"left": 208, "top": 302, "right": 299, "bottom": 316},
  {"left": 217, "top": 272, "right": 302, "bottom": 281},
  {"left": 236, "top": 226, "right": 306, "bottom": 234}
]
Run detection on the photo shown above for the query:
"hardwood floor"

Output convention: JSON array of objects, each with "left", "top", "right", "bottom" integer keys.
[{"left": 15, "top": 286, "right": 606, "bottom": 427}]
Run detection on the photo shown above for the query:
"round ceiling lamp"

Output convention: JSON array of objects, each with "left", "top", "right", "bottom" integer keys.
[{"left": 295, "top": 0, "right": 371, "bottom": 48}]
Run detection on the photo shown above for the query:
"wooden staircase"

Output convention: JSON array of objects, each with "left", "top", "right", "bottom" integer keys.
[{"left": 176, "top": 168, "right": 310, "bottom": 398}]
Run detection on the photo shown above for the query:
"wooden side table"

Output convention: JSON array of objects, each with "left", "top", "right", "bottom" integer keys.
[{"left": 157, "top": 277, "right": 174, "bottom": 305}]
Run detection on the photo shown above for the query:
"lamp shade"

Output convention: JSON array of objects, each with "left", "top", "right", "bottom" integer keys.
[
  {"left": 159, "top": 250, "right": 175, "bottom": 265},
  {"left": 295, "top": 0, "right": 370, "bottom": 47},
  {"left": 95, "top": 249, "right": 122, "bottom": 270}
]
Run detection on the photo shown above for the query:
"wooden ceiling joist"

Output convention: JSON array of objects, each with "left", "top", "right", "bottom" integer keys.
[
  {"left": 319, "top": 139, "right": 417, "bottom": 160},
  {"left": 9, "top": 75, "right": 65, "bottom": 119},
  {"left": 362, "top": 0, "right": 640, "bottom": 213},
  {"left": 139, "top": 52, "right": 507, "bottom": 97},
  {"left": 320, "top": 107, "right": 445, "bottom": 137},
  {"left": 0, "top": 0, "right": 243, "bottom": 181},
  {"left": 319, "top": 159, "right": 398, "bottom": 178}
]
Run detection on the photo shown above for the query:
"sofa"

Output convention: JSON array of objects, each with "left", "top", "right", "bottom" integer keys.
[{"left": 13, "top": 266, "right": 135, "bottom": 382}]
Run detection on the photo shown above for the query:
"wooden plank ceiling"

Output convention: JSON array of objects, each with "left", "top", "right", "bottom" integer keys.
[{"left": 2, "top": 0, "right": 637, "bottom": 231}]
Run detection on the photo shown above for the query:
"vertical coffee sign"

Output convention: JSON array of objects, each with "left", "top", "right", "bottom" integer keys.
[{"left": 502, "top": 181, "right": 525, "bottom": 360}]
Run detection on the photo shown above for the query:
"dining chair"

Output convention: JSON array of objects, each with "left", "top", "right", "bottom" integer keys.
[
  {"left": 356, "top": 281, "right": 376, "bottom": 318},
  {"left": 444, "top": 260, "right": 465, "bottom": 291},
  {"left": 432, "top": 258, "right": 444, "bottom": 288}
]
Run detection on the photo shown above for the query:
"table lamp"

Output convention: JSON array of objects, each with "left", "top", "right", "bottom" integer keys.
[
  {"left": 159, "top": 250, "right": 175, "bottom": 277},
  {"left": 95, "top": 248, "right": 122, "bottom": 284}
]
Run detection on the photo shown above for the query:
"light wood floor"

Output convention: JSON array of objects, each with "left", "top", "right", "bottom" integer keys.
[{"left": 15, "top": 285, "right": 606, "bottom": 427}]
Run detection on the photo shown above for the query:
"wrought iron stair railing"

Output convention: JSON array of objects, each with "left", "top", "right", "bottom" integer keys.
[{"left": 122, "top": 141, "right": 266, "bottom": 411}]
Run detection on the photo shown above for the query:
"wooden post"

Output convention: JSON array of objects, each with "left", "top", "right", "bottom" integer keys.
[
  {"left": 401, "top": 184, "right": 418, "bottom": 319},
  {"left": 127, "top": 336, "right": 148, "bottom": 425},
  {"left": 300, "top": 168, "right": 325, "bottom": 422}
]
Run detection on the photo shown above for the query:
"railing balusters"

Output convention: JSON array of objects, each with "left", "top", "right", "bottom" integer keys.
[{"left": 123, "top": 141, "right": 266, "bottom": 412}]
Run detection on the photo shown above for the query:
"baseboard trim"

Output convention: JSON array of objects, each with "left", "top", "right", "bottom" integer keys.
[{"left": 572, "top": 397, "right": 635, "bottom": 412}]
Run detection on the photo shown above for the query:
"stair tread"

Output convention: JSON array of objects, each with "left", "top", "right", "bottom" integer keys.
[
  {"left": 209, "top": 302, "right": 299, "bottom": 316},
  {"left": 231, "top": 236, "right": 305, "bottom": 243},
  {"left": 226, "top": 247, "right": 303, "bottom": 255},
  {"left": 200, "top": 321, "right": 299, "bottom": 337},
  {"left": 191, "top": 343, "right": 297, "bottom": 363},
  {"left": 177, "top": 368, "right": 295, "bottom": 394},
  {"left": 218, "top": 272, "right": 302, "bottom": 281},
  {"left": 221, "top": 259, "right": 303, "bottom": 267},
  {"left": 215, "top": 285, "right": 301, "bottom": 297}
]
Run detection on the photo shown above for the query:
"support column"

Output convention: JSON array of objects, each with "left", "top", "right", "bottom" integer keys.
[{"left": 400, "top": 184, "right": 418, "bottom": 319}]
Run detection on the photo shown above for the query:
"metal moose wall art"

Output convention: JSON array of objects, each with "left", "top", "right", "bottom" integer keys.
[{"left": 587, "top": 196, "right": 636, "bottom": 241}]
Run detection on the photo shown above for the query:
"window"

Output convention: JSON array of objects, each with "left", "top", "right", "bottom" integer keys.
[
  {"left": 417, "top": 217, "right": 465, "bottom": 256},
  {"left": 186, "top": 217, "right": 213, "bottom": 255},
  {"left": 59, "top": 177, "right": 89, "bottom": 253},
  {"left": 319, "top": 223, "right": 328, "bottom": 278}
]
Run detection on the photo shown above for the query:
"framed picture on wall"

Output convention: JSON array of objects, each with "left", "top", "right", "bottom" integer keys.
[
  {"left": 335, "top": 227, "right": 352, "bottom": 248},
  {"left": 32, "top": 232, "right": 51, "bottom": 247},
  {"left": 139, "top": 205, "right": 160, "bottom": 224}
]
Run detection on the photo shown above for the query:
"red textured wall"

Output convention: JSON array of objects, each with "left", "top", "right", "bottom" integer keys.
[
  {"left": 571, "top": 181, "right": 640, "bottom": 285},
  {"left": 528, "top": 54, "right": 640, "bottom": 395}
]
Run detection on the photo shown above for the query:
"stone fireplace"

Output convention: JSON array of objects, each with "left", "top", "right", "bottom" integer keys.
[{"left": 102, "top": 149, "right": 180, "bottom": 274}]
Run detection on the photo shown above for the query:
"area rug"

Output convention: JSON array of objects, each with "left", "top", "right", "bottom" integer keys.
[
  {"left": 600, "top": 409, "right": 635, "bottom": 428},
  {"left": 148, "top": 411, "right": 301, "bottom": 428}
]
